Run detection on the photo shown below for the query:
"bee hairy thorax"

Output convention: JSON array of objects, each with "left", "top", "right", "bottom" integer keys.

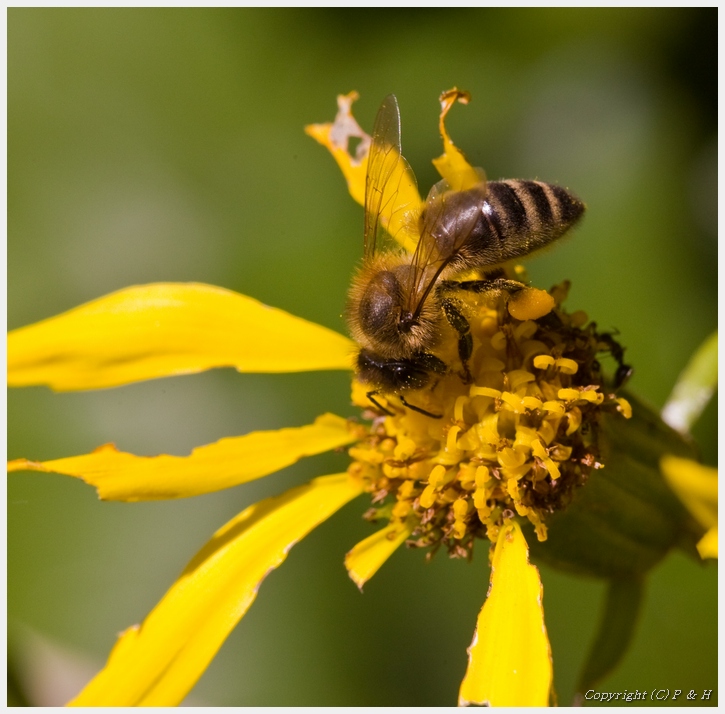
[{"left": 346, "top": 253, "right": 441, "bottom": 361}]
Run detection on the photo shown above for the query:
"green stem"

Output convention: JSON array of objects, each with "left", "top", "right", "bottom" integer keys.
[{"left": 574, "top": 576, "right": 645, "bottom": 702}]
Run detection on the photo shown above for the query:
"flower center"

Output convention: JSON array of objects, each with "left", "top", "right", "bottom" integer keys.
[{"left": 348, "top": 279, "right": 632, "bottom": 559}]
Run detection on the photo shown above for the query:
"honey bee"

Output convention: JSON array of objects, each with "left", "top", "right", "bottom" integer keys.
[{"left": 347, "top": 94, "right": 585, "bottom": 416}]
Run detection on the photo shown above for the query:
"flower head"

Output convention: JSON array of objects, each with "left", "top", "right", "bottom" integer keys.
[
  {"left": 346, "top": 279, "right": 633, "bottom": 560},
  {"left": 8, "top": 90, "right": 712, "bottom": 706}
]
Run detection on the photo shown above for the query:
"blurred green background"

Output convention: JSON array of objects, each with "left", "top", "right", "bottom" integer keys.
[{"left": 8, "top": 8, "right": 716, "bottom": 706}]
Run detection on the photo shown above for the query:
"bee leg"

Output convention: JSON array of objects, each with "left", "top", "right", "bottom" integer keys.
[
  {"left": 399, "top": 394, "right": 442, "bottom": 419},
  {"left": 615, "top": 364, "right": 634, "bottom": 389},
  {"left": 441, "top": 277, "right": 525, "bottom": 294},
  {"left": 366, "top": 390, "right": 395, "bottom": 417},
  {"left": 441, "top": 299, "right": 473, "bottom": 384},
  {"left": 597, "top": 331, "right": 632, "bottom": 389}
]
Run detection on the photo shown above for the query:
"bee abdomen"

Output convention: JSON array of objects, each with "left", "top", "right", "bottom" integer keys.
[{"left": 482, "top": 179, "right": 585, "bottom": 261}]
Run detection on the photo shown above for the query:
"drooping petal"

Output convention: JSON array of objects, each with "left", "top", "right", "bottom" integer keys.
[
  {"left": 431, "top": 89, "right": 486, "bottom": 192},
  {"left": 68, "top": 473, "right": 364, "bottom": 706},
  {"left": 661, "top": 455, "right": 717, "bottom": 559},
  {"left": 306, "top": 92, "right": 421, "bottom": 252},
  {"left": 344, "top": 520, "right": 413, "bottom": 590},
  {"left": 459, "top": 521, "right": 552, "bottom": 707},
  {"left": 8, "top": 414, "right": 360, "bottom": 501},
  {"left": 696, "top": 527, "right": 718, "bottom": 559},
  {"left": 660, "top": 456, "right": 717, "bottom": 529},
  {"left": 8, "top": 283, "right": 355, "bottom": 391}
]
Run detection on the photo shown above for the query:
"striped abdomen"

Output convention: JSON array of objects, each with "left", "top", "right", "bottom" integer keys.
[
  {"left": 429, "top": 179, "right": 585, "bottom": 270},
  {"left": 471, "top": 179, "right": 584, "bottom": 265}
]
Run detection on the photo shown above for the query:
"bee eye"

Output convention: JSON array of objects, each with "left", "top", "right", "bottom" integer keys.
[{"left": 360, "top": 289, "right": 393, "bottom": 332}]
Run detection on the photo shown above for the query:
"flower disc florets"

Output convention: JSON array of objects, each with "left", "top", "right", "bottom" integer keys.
[{"left": 348, "top": 279, "right": 632, "bottom": 559}]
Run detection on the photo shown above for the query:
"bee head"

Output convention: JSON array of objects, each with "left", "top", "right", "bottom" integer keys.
[{"left": 398, "top": 311, "right": 417, "bottom": 334}]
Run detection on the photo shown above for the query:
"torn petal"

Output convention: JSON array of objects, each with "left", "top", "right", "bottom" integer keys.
[
  {"left": 68, "top": 473, "right": 364, "bottom": 706},
  {"left": 8, "top": 414, "right": 360, "bottom": 501},
  {"left": 305, "top": 92, "right": 370, "bottom": 207},
  {"left": 8, "top": 283, "right": 355, "bottom": 391},
  {"left": 459, "top": 521, "right": 552, "bottom": 707},
  {"left": 431, "top": 88, "right": 486, "bottom": 192},
  {"left": 306, "top": 93, "right": 422, "bottom": 251}
]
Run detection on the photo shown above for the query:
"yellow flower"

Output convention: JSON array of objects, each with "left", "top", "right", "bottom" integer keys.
[
  {"left": 660, "top": 331, "right": 718, "bottom": 560},
  {"left": 661, "top": 456, "right": 717, "bottom": 559},
  {"left": 7, "top": 91, "right": 710, "bottom": 706}
]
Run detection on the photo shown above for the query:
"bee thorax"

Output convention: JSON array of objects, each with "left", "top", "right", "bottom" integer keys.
[{"left": 347, "top": 256, "right": 441, "bottom": 359}]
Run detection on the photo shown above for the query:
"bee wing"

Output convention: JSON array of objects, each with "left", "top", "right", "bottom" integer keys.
[
  {"left": 364, "top": 95, "right": 419, "bottom": 259},
  {"left": 404, "top": 178, "right": 485, "bottom": 320}
]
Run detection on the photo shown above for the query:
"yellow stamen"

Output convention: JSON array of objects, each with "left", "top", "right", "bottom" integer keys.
[
  {"left": 555, "top": 357, "right": 579, "bottom": 374},
  {"left": 533, "top": 355, "right": 556, "bottom": 370}
]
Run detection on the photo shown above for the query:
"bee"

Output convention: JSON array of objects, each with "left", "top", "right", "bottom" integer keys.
[{"left": 347, "top": 94, "right": 585, "bottom": 416}]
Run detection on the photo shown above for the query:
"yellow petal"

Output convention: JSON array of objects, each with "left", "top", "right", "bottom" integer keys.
[
  {"left": 306, "top": 92, "right": 421, "bottom": 252},
  {"left": 459, "top": 522, "right": 552, "bottom": 707},
  {"left": 68, "top": 473, "right": 363, "bottom": 706},
  {"left": 344, "top": 520, "right": 413, "bottom": 590},
  {"left": 8, "top": 414, "right": 359, "bottom": 501},
  {"left": 305, "top": 92, "right": 369, "bottom": 207},
  {"left": 660, "top": 456, "right": 717, "bottom": 532},
  {"left": 8, "top": 283, "right": 355, "bottom": 391},
  {"left": 697, "top": 527, "right": 718, "bottom": 559},
  {"left": 431, "top": 89, "right": 486, "bottom": 191}
]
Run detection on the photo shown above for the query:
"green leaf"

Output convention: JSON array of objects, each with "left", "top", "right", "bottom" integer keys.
[{"left": 662, "top": 331, "right": 717, "bottom": 433}]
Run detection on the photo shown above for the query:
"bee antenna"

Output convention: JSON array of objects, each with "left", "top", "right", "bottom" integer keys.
[{"left": 400, "top": 395, "right": 442, "bottom": 419}]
